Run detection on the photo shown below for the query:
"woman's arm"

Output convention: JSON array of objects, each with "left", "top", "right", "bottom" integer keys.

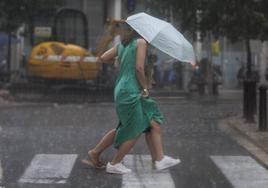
[
  {"left": 135, "top": 39, "right": 149, "bottom": 97},
  {"left": 97, "top": 45, "right": 117, "bottom": 64}
]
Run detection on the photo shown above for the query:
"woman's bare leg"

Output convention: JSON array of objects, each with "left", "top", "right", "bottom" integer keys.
[
  {"left": 88, "top": 129, "right": 116, "bottom": 164},
  {"left": 148, "top": 120, "right": 164, "bottom": 161},
  {"left": 147, "top": 120, "right": 181, "bottom": 170},
  {"left": 145, "top": 132, "right": 157, "bottom": 162},
  {"left": 111, "top": 137, "right": 139, "bottom": 165}
]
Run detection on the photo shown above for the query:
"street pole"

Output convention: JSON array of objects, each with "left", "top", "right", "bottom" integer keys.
[
  {"left": 113, "top": 0, "right": 121, "bottom": 45},
  {"left": 114, "top": 0, "right": 122, "bottom": 19},
  {"left": 195, "top": 9, "right": 202, "bottom": 63},
  {"left": 260, "top": 41, "right": 267, "bottom": 84},
  {"left": 207, "top": 32, "right": 213, "bottom": 95},
  {"left": 259, "top": 41, "right": 268, "bottom": 131},
  {"left": 7, "top": 32, "right": 12, "bottom": 83},
  {"left": 243, "top": 38, "right": 256, "bottom": 123}
]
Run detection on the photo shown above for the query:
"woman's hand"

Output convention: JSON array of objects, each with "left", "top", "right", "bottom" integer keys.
[{"left": 141, "top": 88, "right": 149, "bottom": 98}]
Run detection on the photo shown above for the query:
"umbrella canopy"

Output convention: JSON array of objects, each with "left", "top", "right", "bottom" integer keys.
[{"left": 126, "top": 12, "right": 195, "bottom": 64}]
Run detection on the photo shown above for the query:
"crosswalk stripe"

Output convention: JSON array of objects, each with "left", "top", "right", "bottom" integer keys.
[
  {"left": 122, "top": 155, "right": 176, "bottom": 188},
  {"left": 211, "top": 155, "right": 268, "bottom": 188},
  {"left": 18, "top": 154, "right": 77, "bottom": 184},
  {"left": 13, "top": 153, "right": 268, "bottom": 187}
]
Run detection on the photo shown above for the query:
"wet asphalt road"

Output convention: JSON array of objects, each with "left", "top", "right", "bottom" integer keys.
[{"left": 0, "top": 91, "right": 254, "bottom": 188}]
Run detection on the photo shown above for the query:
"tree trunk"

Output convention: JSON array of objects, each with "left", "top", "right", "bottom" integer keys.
[
  {"left": 7, "top": 32, "right": 12, "bottom": 75},
  {"left": 245, "top": 37, "right": 252, "bottom": 78},
  {"left": 207, "top": 32, "right": 213, "bottom": 95},
  {"left": 29, "top": 17, "right": 34, "bottom": 46},
  {"left": 260, "top": 41, "right": 267, "bottom": 84},
  {"left": 25, "top": 0, "right": 36, "bottom": 46}
]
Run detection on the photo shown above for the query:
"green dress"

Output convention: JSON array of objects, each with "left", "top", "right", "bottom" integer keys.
[{"left": 113, "top": 39, "right": 164, "bottom": 148}]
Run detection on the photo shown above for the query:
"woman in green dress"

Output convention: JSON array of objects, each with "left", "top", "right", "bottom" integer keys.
[{"left": 83, "top": 23, "right": 180, "bottom": 174}]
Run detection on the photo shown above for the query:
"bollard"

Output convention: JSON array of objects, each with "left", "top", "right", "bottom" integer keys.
[
  {"left": 243, "top": 79, "right": 256, "bottom": 122},
  {"left": 248, "top": 80, "right": 257, "bottom": 114},
  {"left": 243, "top": 80, "right": 248, "bottom": 118},
  {"left": 259, "top": 85, "right": 267, "bottom": 131}
]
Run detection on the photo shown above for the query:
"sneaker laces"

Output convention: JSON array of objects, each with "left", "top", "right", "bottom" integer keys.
[{"left": 116, "top": 163, "right": 129, "bottom": 171}]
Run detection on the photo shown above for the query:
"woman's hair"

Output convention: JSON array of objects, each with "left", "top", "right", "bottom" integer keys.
[{"left": 120, "top": 22, "right": 140, "bottom": 46}]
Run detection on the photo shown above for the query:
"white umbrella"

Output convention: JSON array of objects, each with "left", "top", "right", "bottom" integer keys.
[{"left": 126, "top": 12, "right": 196, "bottom": 64}]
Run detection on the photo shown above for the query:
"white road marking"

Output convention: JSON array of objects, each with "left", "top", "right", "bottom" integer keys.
[
  {"left": 211, "top": 155, "right": 268, "bottom": 188},
  {"left": 219, "top": 120, "right": 268, "bottom": 167},
  {"left": 122, "top": 155, "right": 176, "bottom": 188},
  {"left": 18, "top": 154, "right": 77, "bottom": 184}
]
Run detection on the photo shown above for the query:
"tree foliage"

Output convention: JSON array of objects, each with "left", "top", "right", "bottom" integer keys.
[
  {"left": 151, "top": 0, "right": 268, "bottom": 41},
  {"left": 0, "top": 0, "right": 65, "bottom": 33},
  {"left": 0, "top": 0, "right": 26, "bottom": 32},
  {"left": 151, "top": 0, "right": 268, "bottom": 77},
  {"left": 150, "top": 0, "right": 200, "bottom": 36},
  {"left": 200, "top": 0, "right": 268, "bottom": 41},
  {"left": 199, "top": 0, "right": 268, "bottom": 76}
]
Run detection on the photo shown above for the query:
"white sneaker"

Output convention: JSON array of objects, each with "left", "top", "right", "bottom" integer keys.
[
  {"left": 106, "top": 162, "right": 132, "bottom": 174},
  {"left": 152, "top": 161, "right": 156, "bottom": 170},
  {"left": 155, "top": 156, "right": 181, "bottom": 170}
]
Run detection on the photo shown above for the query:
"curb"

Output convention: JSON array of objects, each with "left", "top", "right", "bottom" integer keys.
[
  {"left": 219, "top": 117, "right": 268, "bottom": 168},
  {"left": 0, "top": 160, "right": 3, "bottom": 188}
]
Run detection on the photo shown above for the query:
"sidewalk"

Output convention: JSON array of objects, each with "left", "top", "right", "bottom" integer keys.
[
  {"left": 150, "top": 87, "right": 187, "bottom": 97},
  {"left": 150, "top": 87, "right": 243, "bottom": 98},
  {"left": 220, "top": 116, "right": 268, "bottom": 168}
]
